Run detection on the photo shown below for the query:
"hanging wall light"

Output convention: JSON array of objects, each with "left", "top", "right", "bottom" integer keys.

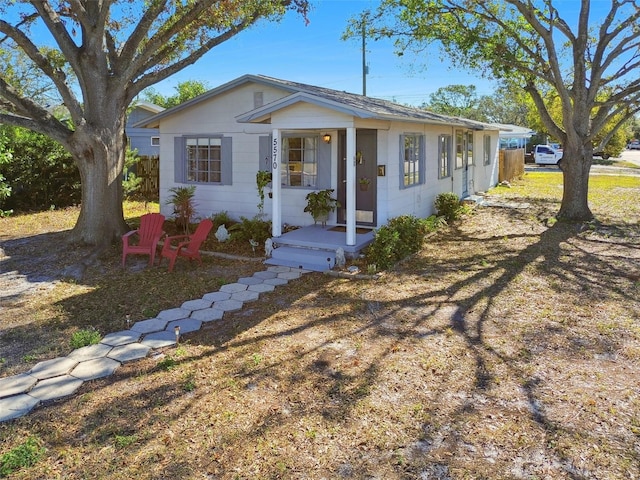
[{"left": 323, "top": 133, "right": 331, "bottom": 144}]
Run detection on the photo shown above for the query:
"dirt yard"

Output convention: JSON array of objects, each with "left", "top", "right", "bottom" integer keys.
[{"left": 1, "top": 189, "right": 640, "bottom": 479}]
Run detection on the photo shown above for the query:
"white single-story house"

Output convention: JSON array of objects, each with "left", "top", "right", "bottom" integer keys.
[{"left": 137, "top": 75, "right": 500, "bottom": 270}]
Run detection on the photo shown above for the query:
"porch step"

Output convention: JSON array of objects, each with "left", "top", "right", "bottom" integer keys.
[{"left": 265, "top": 246, "right": 336, "bottom": 272}]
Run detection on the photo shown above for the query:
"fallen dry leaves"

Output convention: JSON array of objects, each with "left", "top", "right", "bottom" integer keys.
[{"left": 1, "top": 178, "right": 640, "bottom": 479}]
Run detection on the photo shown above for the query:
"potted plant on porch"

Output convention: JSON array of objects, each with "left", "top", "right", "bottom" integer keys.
[{"left": 304, "top": 188, "right": 340, "bottom": 227}]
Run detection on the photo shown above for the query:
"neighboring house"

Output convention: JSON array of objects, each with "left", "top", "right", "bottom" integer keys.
[
  {"left": 126, "top": 101, "right": 164, "bottom": 156},
  {"left": 136, "top": 74, "right": 500, "bottom": 263},
  {"left": 126, "top": 101, "right": 164, "bottom": 198},
  {"left": 497, "top": 123, "right": 535, "bottom": 150}
]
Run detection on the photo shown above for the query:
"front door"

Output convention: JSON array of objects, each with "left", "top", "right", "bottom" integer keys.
[
  {"left": 337, "top": 129, "right": 377, "bottom": 226},
  {"left": 457, "top": 130, "right": 472, "bottom": 198}
]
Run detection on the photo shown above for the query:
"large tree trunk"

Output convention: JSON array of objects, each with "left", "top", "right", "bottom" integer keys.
[
  {"left": 67, "top": 123, "right": 130, "bottom": 246},
  {"left": 557, "top": 145, "right": 593, "bottom": 221}
]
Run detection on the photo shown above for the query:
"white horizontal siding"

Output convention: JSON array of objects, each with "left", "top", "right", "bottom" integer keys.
[{"left": 157, "top": 80, "right": 500, "bottom": 228}]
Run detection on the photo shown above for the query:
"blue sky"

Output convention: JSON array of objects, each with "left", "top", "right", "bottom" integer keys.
[{"left": 155, "top": 0, "right": 497, "bottom": 106}]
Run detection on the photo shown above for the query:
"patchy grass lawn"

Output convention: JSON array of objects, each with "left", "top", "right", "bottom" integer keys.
[{"left": 1, "top": 173, "right": 640, "bottom": 479}]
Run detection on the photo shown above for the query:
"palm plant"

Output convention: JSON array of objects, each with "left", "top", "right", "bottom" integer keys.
[{"left": 166, "top": 186, "right": 196, "bottom": 234}]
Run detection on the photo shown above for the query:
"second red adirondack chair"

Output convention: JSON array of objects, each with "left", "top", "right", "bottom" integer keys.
[
  {"left": 159, "top": 219, "right": 213, "bottom": 272},
  {"left": 121, "top": 213, "right": 165, "bottom": 267}
]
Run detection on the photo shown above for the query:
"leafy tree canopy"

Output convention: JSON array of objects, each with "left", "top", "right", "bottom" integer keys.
[
  {"left": 422, "top": 82, "right": 533, "bottom": 125},
  {"left": 142, "top": 80, "right": 210, "bottom": 109},
  {"left": 0, "top": 0, "right": 308, "bottom": 246},
  {"left": 423, "top": 84, "right": 483, "bottom": 120},
  {"left": 346, "top": 0, "right": 640, "bottom": 220}
]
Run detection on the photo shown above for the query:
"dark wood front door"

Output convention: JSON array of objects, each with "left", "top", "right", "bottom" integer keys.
[{"left": 337, "top": 129, "right": 377, "bottom": 226}]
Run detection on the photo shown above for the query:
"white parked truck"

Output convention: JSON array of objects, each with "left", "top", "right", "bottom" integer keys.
[{"left": 534, "top": 144, "right": 563, "bottom": 165}]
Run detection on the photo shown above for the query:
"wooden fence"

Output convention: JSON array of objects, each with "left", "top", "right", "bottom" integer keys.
[
  {"left": 136, "top": 155, "right": 159, "bottom": 199},
  {"left": 499, "top": 149, "right": 525, "bottom": 183}
]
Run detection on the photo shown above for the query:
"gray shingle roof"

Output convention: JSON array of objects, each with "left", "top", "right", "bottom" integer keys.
[
  {"left": 251, "top": 75, "right": 494, "bottom": 129},
  {"left": 134, "top": 74, "right": 497, "bottom": 130}
]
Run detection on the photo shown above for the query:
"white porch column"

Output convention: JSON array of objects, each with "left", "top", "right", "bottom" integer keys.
[
  {"left": 271, "top": 129, "right": 282, "bottom": 237},
  {"left": 346, "top": 127, "right": 356, "bottom": 246}
]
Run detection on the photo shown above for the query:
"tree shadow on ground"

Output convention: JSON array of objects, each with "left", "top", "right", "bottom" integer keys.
[{"left": 2, "top": 205, "right": 639, "bottom": 478}]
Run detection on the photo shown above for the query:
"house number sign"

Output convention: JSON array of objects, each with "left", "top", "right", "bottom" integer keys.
[{"left": 272, "top": 137, "right": 278, "bottom": 170}]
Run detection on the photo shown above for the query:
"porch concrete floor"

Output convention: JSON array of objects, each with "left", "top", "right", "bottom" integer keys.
[{"left": 272, "top": 224, "right": 375, "bottom": 255}]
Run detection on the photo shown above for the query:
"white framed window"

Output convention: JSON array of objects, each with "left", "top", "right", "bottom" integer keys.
[
  {"left": 151, "top": 136, "right": 160, "bottom": 146},
  {"left": 483, "top": 135, "right": 491, "bottom": 165},
  {"left": 281, "top": 135, "right": 318, "bottom": 187},
  {"left": 455, "top": 130, "right": 464, "bottom": 169},
  {"left": 174, "top": 135, "right": 232, "bottom": 185},
  {"left": 186, "top": 137, "right": 221, "bottom": 183},
  {"left": 455, "top": 130, "right": 474, "bottom": 168},
  {"left": 400, "top": 133, "right": 425, "bottom": 188},
  {"left": 438, "top": 134, "right": 452, "bottom": 178}
]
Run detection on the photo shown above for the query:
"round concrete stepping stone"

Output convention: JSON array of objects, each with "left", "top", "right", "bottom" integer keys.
[
  {"left": 190, "top": 308, "right": 224, "bottom": 322},
  {"left": 130, "top": 318, "right": 168, "bottom": 334},
  {"left": 68, "top": 343, "right": 113, "bottom": 362},
  {"left": 237, "top": 276, "right": 264, "bottom": 285},
  {"left": 156, "top": 308, "right": 191, "bottom": 321},
  {"left": 202, "top": 291, "right": 231, "bottom": 302},
  {"left": 0, "top": 394, "right": 40, "bottom": 422},
  {"left": 219, "top": 283, "right": 248, "bottom": 293},
  {"left": 278, "top": 271, "right": 303, "bottom": 280},
  {"left": 231, "top": 290, "right": 260, "bottom": 302},
  {"left": 140, "top": 330, "right": 176, "bottom": 349},
  {"left": 248, "top": 283, "right": 275, "bottom": 293},
  {"left": 108, "top": 343, "right": 151, "bottom": 363},
  {"left": 30, "top": 357, "right": 79, "bottom": 380},
  {"left": 0, "top": 373, "right": 38, "bottom": 399},
  {"left": 212, "top": 299, "right": 244, "bottom": 312},
  {"left": 101, "top": 330, "right": 142, "bottom": 347},
  {"left": 253, "top": 271, "right": 278, "bottom": 280},
  {"left": 167, "top": 318, "right": 202, "bottom": 334},
  {"left": 71, "top": 357, "right": 120, "bottom": 381},
  {"left": 181, "top": 299, "right": 212, "bottom": 311},
  {"left": 263, "top": 277, "right": 289, "bottom": 286},
  {"left": 28, "top": 375, "right": 83, "bottom": 401}
]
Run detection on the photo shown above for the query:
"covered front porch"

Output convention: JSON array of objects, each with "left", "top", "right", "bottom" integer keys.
[
  {"left": 268, "top": 126, "right": 365, "bottom": 244},
  {"left": 265, "top": 224, "right": 375, "bottom": 272}
]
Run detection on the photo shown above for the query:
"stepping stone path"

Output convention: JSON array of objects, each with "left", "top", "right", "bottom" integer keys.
[{"left": 0, "top": 266, "right": 307, "bottom": 423}]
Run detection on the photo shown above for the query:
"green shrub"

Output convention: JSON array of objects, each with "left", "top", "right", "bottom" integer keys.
[
  {"left": 229, "top": 215, "right": 271, "bottom": 244},
  {"left": 366, "top": 215, "right": 436, "bottom": 271},
  {"left": 0, "top": 125, "right": 81, "bottom": 212},
  {"left": 122, "top": 148, "right": 143, "bottom": 199},
  {"left": 210, "top": 210, "right": 236, "bottom": 229},
  {"left": 70, "top": 327, "right": 101, "bottom": 349},
  {"left": 0, "top": 436, "right": 45, "bottom": 477},
  {"left": 434, "top": 192, "right": 463, "bottom": 222}
]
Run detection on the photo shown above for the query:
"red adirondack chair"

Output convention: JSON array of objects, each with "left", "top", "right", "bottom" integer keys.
[
  {"left": 160, "top": 219, "right": 213, "bottom": 272},
  {"left": 121, "top": 213, "right": 165, "bottom": 267}
]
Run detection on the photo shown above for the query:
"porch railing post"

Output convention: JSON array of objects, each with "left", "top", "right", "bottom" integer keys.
[
  {"left": 272, "top": 128, "right": 282, "bottom": 237},
  {"left": 346, "top": 127, "right": 356, "bottom": 246}
]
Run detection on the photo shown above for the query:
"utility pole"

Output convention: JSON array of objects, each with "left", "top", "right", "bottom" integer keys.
[{"left": 362, "top": 23, "right": 368, "bottom": 96}]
